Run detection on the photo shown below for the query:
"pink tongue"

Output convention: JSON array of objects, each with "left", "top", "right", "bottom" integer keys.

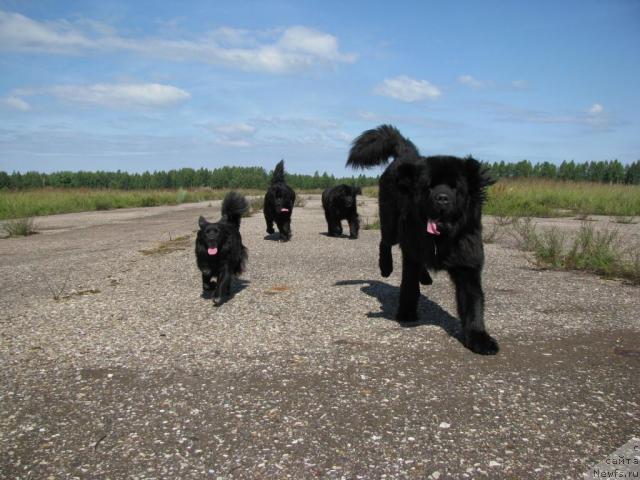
[
  {"left": 207, "top": 247, "right": 218, "bottom": 256},
  {"left": 427, "top": 220, "right": 441, "bottom": 236},
  {"left": 281, "top": 208, "right": 289, "bottom": 212}
]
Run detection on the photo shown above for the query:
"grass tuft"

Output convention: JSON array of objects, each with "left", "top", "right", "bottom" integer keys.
[
  {"left": 2, "top": 217, "right": 36, "bottom": 237},
  {"left": 527, "top": 222, "right": 640, "bottom": 284},
  {"left": 244, "top": 197, "right": 264, "bottom": 217},
  {"left": 362, "top": 216, "right": 380, "bottom": 230}
]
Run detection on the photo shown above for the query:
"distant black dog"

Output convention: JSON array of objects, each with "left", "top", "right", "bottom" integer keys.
[
  {"left": 264, "top": 160, "right": 296, "bottom": 241},
  {"left": 196, "top": 191, "right": 248, "bottom": 306},
  {"left": 322, "top": 184, "right": 362, "bottom": 239},
  {"left": 347, "top": 125, "right": 498, "bottom": 355}
]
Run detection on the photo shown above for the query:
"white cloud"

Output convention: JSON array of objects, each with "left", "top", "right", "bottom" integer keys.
[
  {"left": 212, "top": 122, "right": 256, "bottom": 147},
  {"left": 0, "top": 10, "right": 356, "bottom": 74},
  {"left": 14, "top": 83, "right": 190, "bottom": 109},
  {"left": 214, "top": 122, "right": 256, "bottom": 135},
  {"left": 0, "top": 10, "right": 95, "bottom": 53},
  {"left": 458, "top": 74, "right": 489, "bottom": 89},
  {"left": 490, "top": 101, "right": 612, "bottom": 130},
  {"left": 374, "top": 76, "right": 441, "bottom": 102},
  {"left": 52, "top": 83, "right": 190, "bottom": 108},
  {"left": 588, "top": 103, "right": 604, "bottom": 115},
  {"left": 2, "top": 95, "right": 31, "bottom": 111}
]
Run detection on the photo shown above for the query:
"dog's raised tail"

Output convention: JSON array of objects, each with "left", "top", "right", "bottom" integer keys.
[
  {"left": 271, "top": 160, "right": 286, "bottom": 184},
  {"left": 221, "top": 191, "right": 248, "bottom": 228},
  {"left": 346, "top": 124, "right": 419, "bottom": 169}
]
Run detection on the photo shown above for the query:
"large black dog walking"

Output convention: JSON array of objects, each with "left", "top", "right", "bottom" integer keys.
[
  {"left": 196, "top": 191, "right": 248, "bottom": 306},
  {"left": 322, "top": 184, "right": 362, "bottom": 239},
  {"left": 347, "top": 125, "right": 499, "bottom": 355},
  {"left": 264, "top": 160, "right": 296, "bottom": 241}
]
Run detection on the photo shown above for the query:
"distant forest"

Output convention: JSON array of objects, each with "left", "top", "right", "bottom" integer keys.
[{"left": 1, "top": 159, "right": 639, "bottom": 189}]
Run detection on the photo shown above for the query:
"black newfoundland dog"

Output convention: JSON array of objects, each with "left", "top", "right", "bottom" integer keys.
[
  {"left": 264, "top": 160, "right": 296, "bottom": 241},
  {"left": 196, "top": 191, "right": 248, "bottom": 306},
  {"left": 347, "top": 125, "right": 499, "bottom": 355},
  {"left": 322, "top": 184, "right": 362, "bottom": 239}
]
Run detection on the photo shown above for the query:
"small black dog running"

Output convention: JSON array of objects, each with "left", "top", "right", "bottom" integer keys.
[{"left": 196, "top": 191, "right": 248, "bottom": 306}]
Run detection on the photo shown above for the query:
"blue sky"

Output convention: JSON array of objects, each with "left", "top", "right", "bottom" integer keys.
[{"left": 0, "top": 0, "right": 638, "bottom": 176}]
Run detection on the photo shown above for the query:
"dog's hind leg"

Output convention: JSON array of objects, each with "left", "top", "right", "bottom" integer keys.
[
  {"left": 325, "top": 211, "right": 337, "bottom": 236},
  {"left": 448, "top": 266, "right": 499, "bottom": 355},
  {"left": 396, "top": 249, "right": 421, "bottom": 323},
  {"left": 378, "top": 200, "right": 397, "bottom": 276},
  {"left": 348, "top": 215, "right": 359, "bottom": 239}
]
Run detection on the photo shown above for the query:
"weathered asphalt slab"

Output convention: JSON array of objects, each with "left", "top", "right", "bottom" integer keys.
[{"left": 1, "top": 195, "right": 639, "bottom": 479}]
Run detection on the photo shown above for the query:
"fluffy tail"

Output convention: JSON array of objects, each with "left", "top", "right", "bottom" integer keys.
[
  {"left": 271, "top": 160, "right": 286, "bottom": 184},
  {"left": 346, "top": 125, "right": 419, "bottom": 169},
  {"left": 221, "top": 191, "right": 248, "bottom": 228}
]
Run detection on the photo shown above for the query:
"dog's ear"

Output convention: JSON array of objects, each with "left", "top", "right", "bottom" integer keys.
[
  {"left": 198, "top": 216, "right": 208, "bottom": 229},
  {"left": 465, "top": 156, "right": 495, "bottom": 201},
  {"left": 396, "top": 163, "right": 417, "bottom": 194},
  {"left": 354, "top": 185, "right": 362, "bottom": 195}
]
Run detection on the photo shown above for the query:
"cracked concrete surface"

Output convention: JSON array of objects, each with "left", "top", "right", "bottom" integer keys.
[{"left": 1, "top": 195, "right": 638, "bottom": 478}]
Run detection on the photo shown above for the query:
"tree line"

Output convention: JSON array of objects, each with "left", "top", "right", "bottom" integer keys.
[
  {"left": 0, "top": 167, "right": 378, "bottom": 190},
  {"left": 489, "top": 159, "right": 640, "bottom": 184},
  {"left": 1, "top": 159, "right": 639, "bottom": 190}
]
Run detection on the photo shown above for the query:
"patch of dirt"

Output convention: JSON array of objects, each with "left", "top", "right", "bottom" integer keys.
[{"left": 139, "top": 234, "right": 191, "bottom": 255}]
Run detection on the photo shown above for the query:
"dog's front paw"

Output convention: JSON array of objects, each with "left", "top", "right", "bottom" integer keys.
[
  {"left": 349, "top": 233, "right": 359, "bottom": 239},
  {"left": 464, "top": 331, "right": 499, "bottom": 355},
  {"left": 379, "top": 259, "right": 393, "bottom": 277},
  {"left": 266, "top": 226, "right": 275, "bottom": 234},
  {"left": 213, "top": 296, "right": 224, "bottom": 307},
  {"left": 419, "top": 268, "right": 433, "bottom": 285}
]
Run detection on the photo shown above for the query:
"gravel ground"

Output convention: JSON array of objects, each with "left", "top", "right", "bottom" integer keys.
[{"left": 1, "top": 195, "right": 639, "bottom": 479}]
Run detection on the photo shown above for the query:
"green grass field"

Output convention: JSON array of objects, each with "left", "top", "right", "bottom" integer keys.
[
  {"left": 1, "top": 179, "right": 639, "bottom": 220},
  {"left": 484, "top": 179, "right": 640, "bottom": 217},
  {"left": 364, "top": 179, "right": 640, "bottom": 217},
  {"left": 0, "top": 188, "right": 263, "bottom": 220}
]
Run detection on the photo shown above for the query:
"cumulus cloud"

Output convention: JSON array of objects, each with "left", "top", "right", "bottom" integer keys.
[
  {"left": 458, "top": 74, "right": 488, "bottom": 89},
  {"left": 0, "top": 10, "right": 356, "bottom": 73},
  {"left": 374, "top": 76, "right": 441, "bottom": 102},
  {"left": 588, "top": 103, "right": 604, "bottom": 115},
  {"left": 1, "top": 95, "right": 31, "bottom": 111},
  {"left": 13, "top": 83, "right": 190, "bottom": 109}
]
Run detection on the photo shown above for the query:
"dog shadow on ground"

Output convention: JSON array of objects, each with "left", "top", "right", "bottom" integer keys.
[
  {"left": 263, "top": 233, "right": 286, "bottom": 241},
  {"left": 335, "top": 279, "right": 465, "bottom": 346},
  {"left": 318, "top": 232, "right": 352, "bottom": 239},
  {"left": 201, "top": 279, "right": 250, "bottom": 302}
]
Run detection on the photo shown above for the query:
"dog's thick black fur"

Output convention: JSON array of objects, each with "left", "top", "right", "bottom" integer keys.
[
  {"left": 264, "top": 160, "right": 296, "bottom": 241},
  {"left": 347, "top": 125, "right": 499, "bottom": 355},
  {"left": 322, "top": 184, "right": 362, "bottom": 239},
  {"left": 196, "top": 191, "right": 248, "bottom": 306}
]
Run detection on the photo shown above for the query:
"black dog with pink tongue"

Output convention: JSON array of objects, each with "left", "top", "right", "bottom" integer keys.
[
  {"left": 196, "top": 191, "right": 248, "bottom": 306},
  {"left": 264, "top": 159, "right": 296, "bottom": 241},
  {"left": 347, "top": 125, "right": 499, "bottom": 355}
]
